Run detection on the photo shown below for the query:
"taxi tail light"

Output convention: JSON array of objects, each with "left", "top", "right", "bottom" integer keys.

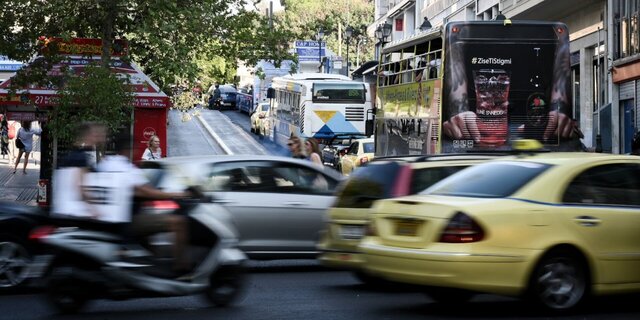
[
  {"left": 360, "top": 157, "right": 369, "bottom": 165},
  {"left": 438, "top": 212, "right": 484, "bottom": 243}
]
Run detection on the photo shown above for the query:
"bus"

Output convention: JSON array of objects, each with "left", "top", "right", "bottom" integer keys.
[
  {"left": 266, "top": 73, "right": 373, "bottom": 148},
  {"left": 374, "top": 20, "right": 583, "bottom": 156}
]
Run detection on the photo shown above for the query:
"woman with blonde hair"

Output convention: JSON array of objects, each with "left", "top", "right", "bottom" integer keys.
[
  {"left": 304, "top": 137, "right": 323, "bottom": 167},
  {"left": 141, "top": 135, "right": 162, "bottom": 160}
]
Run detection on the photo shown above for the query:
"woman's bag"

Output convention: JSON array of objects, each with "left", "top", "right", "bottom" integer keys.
[{"left": 15, "top": 128, "right": 25, "bottom": 149}]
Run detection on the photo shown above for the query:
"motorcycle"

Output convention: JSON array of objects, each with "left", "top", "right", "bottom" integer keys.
[{"left": 31, "top": 193, "right": 247, "bottom": 314}]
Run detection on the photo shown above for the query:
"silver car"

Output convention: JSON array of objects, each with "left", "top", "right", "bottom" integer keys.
[{"left": 140, "top": 155, "right": 343, "bottom": 259}]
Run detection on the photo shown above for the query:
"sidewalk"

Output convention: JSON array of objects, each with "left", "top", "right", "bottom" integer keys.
[{"left": 0, "top": 154, "right": 39, "bottom": 206}]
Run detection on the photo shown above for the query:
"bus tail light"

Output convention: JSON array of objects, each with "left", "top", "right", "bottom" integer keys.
[{"left": 439, "top": 212, "right": 484, "bottom": 243}]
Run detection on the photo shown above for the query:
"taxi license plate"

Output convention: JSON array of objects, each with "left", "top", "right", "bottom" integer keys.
[
  {"left": 340, "top": 225, "right": 364, "bottom": 240},
  {"left": 395, "top": 221, "right": 419, "bottom": 236}
]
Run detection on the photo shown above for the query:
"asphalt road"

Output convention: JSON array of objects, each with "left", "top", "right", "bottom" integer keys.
[
  {"left": 1, "top": 262, "right": 639, "bottom": 320},
  {"left": 166, "top": 109, "right": 224, "bottom": 156}
]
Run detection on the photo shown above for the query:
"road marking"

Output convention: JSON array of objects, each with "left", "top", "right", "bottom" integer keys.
[{"left": 195, "top": 113, "right": 234, "bottom": 155}]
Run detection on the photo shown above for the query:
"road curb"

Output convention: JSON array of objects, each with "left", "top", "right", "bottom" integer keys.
[{"left": 195, "top": 113, "right": 234, "bottom": 155}]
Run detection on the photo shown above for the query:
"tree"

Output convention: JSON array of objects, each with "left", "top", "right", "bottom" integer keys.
[
  {"left": 0, "top": 0, "right": 297, "bottom": 91},
  {"left": 279, "top": 0, "right": 375, "bottom": 68},
  {"left": 51, "top": 64, "right": 134, "bottom": 145}
]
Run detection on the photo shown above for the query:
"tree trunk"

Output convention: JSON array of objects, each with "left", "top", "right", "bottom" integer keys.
[{"left": 101, "top": 0, "right": 117, "bottom": 68}]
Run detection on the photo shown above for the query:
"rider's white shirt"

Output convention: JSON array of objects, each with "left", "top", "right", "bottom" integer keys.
[{"left": 84, "top": 155, "right": 149, "bottom": 223}]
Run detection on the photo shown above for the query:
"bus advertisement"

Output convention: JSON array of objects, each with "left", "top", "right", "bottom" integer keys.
[{"left": 375, "top": 20, "right": 583, "bottom": 156}]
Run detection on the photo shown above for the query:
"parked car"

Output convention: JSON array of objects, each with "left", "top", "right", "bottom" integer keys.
[
  {"left": 140, "top": 155, "right": 344, "bottom": 259},
  {"left": 321, "top": 134, "right": 368, "bottom": 170},
  {"left": 0, "top": 202, "right": 50, "bottom": 290},
  {"left": 208, "top": 85, "right": 237, "bottom": 110},
  {"left": 360, "top": 149, "right": 640, "bottom": 310},
  {"left": 317, "top": 154, "right": 502, "bottom": 283},
  {"left": 250, "top": 103, "right": 270, "bottom": 136},
  {"left": 338, "top": 138, "right": 375, "bottom": 176}
]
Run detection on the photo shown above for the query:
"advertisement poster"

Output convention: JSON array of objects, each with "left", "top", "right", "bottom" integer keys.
[
  {"left": 440, "top": 21, "right": 582, "bottom": 152},
  {"left": 376, "top": 79, "right": 441, "bottom": 156}
]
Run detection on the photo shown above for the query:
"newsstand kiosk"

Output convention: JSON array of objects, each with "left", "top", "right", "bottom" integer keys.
[{"left": 0, "top": 38, "right": 170, "bottom": 209}]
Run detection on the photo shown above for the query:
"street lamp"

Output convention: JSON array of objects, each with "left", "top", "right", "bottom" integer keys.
[
  {"left": 316, "top": 27, "right": 324, "bottom": 73},
  {"left": 345, "top": 26, "right": 353, "bottom": 76}
]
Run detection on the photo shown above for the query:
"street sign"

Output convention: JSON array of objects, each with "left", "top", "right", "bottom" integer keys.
[
  {"left": 295, "top": 40, "right": 326, "bottom": 62},
  {"left": 0, "top": 56, "right": 23, "bottom": 72}
]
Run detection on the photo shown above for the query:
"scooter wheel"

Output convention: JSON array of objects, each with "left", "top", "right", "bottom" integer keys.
[
  {"left": 47, "top": 274, "right": 89, "bottom": 314},
  {"left": 205, "top": 265, "right": 246, "bottom": 307}
]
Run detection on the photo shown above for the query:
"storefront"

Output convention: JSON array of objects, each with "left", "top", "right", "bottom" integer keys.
[{"left": 0, "top": 38, "right": 170, "bottom": 208}]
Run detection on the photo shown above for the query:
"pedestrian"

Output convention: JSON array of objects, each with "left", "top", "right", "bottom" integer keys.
[
  {"left": 141, "top": 134, "right": 162, "bottom": 160},
  {"left": 0, "top": 115, "right": 9, "bottom": 160},
  {"left": 304, "top": 137, "right": 323, "bottom": 167},
  {"left": 287, "top": 134, "right": 306, "bottom": 159},
  {"left": 93, "top": 132, "right": 191, "bottom": 275},
  {"left": 13, "top": 120, "right": 42, "bottom": 174},
  {"left": 51, "top": 122, "right": 107, "bottom": 219}
]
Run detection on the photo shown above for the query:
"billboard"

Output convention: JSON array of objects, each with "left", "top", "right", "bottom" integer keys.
[{"left": 440, "top": 21, "right": 582, "bottom": 152}]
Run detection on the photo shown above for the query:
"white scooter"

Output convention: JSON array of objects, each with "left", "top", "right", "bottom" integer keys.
[{"left": 31, "top": 195, "right": 247, "bottom": 314}]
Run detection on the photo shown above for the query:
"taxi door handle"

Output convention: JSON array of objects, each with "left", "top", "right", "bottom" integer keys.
[
  {"left": 284, "top": 201, "right": 307, "bottom": 206},
  {"left": 574, "top": 216, "right": 601, "bottom": 227},
  {"left": 213, "top": 199, "right": 235, "bottom": 204}
]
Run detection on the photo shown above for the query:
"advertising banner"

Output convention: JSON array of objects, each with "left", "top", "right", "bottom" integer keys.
[{"left": 440, "top": 21, "right": 582, "bottom": 152}]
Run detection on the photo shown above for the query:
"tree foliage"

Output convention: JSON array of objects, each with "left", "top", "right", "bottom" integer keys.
[
  {"left": 50, "top": 64, "right": 134, "bottom": 144},
  {"left": 280, "top": 0, "right": 375, "bottom": 68},
  {"left": 0, "top": 0, "right": 296, "bottom": 90}
]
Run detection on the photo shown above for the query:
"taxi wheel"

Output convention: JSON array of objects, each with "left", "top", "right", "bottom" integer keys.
[
  {"left": 529, "top": 250, "right": 588, "bottom": 310},
  {"left": 426, "top": 288, "right": 473, "bottom": 304}
]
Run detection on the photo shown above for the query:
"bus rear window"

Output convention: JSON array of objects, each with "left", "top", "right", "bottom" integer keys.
[{"left": 313, "top": 83, "right": 365, "bottom": 103}]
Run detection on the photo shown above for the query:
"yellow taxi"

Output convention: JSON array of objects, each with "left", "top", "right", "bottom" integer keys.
[
  {"left": 250, "top": 103, "right": 270, "bottom": 136},
  {"left": 360, "top": 151, "right": 640, "bottom": 310},
  {"left": 317, "top": 154, "right": 502, "bottom": 283},
  {"left": 338, "top": 138, "right": 375, "bottom": 176}
]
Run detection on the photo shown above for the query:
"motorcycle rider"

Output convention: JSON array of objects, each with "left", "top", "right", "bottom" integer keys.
[
  {"left": 91, "top": 132, "right": 192, "bottom": 273},
  {"left": 209, "top": 84, "right": 221, "bottom": 109}
]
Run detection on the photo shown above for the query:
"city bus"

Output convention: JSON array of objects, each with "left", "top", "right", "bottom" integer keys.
[
  {"left": 374, "top": 20, "right": 583, "bottom": 156},
  {"left": 266, "top": 73, "right": 373, "bottom": 148}
]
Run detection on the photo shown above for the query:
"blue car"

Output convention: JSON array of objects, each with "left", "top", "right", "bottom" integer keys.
[{"left": 209, "top": 85, "right": 237, "bottom": 110}]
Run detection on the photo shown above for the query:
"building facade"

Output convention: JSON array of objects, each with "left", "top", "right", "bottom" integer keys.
[{"left": 369, "top": 0, "right": 639, "bottom": 154}]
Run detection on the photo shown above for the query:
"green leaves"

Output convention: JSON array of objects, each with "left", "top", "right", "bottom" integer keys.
[{"left": 50, "top": 64, "right": 134, "bottom": 145}]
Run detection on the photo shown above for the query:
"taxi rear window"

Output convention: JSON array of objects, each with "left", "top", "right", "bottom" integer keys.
[
  {"left": 334, "top": 162, "right": 401, "bottom": 208},
  {"left": 410, "top": 166, "right": 469, "bottom": 194},
  {"left": 422, "top": 161, "right": 551, "bottom": 198}
]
